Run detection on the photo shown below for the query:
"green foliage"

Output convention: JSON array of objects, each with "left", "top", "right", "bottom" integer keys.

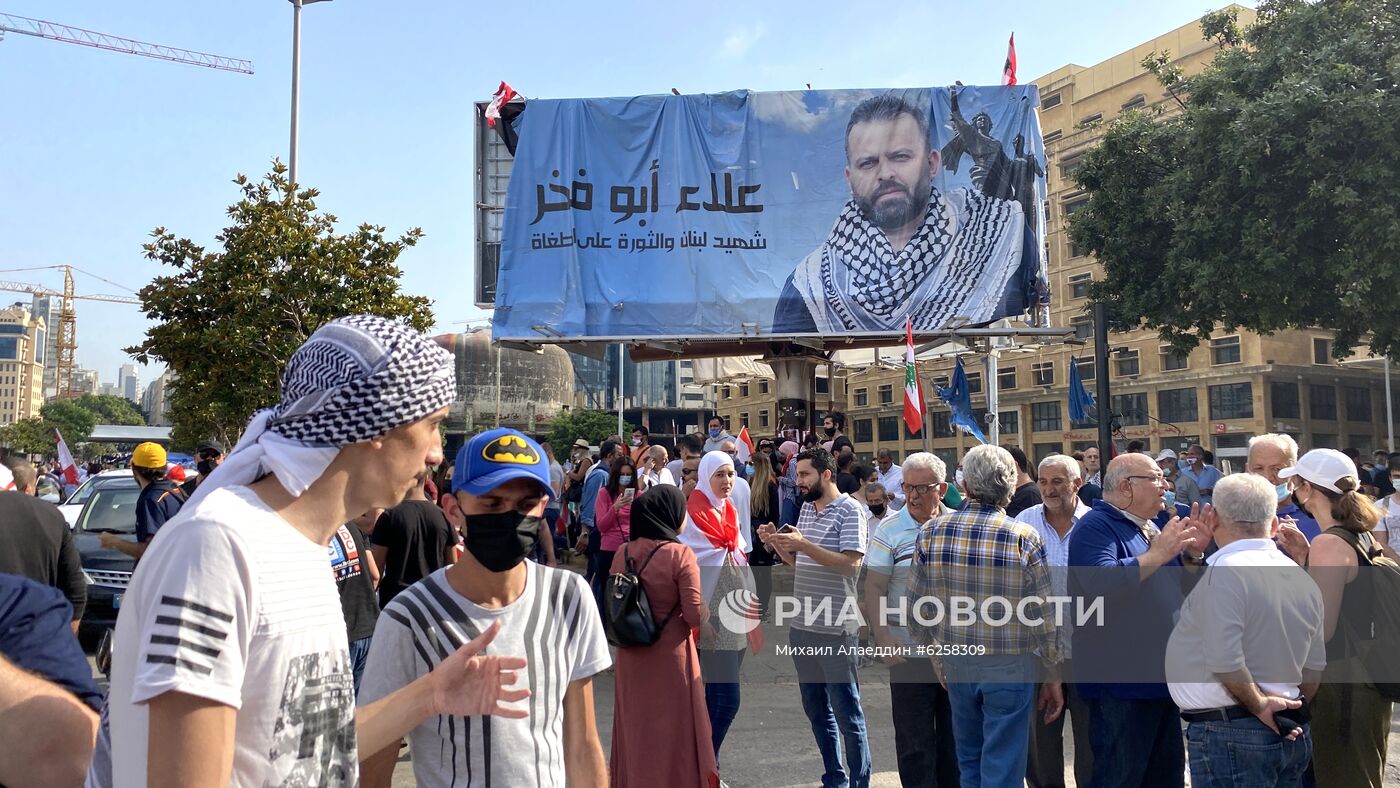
[
  {"left": 546, "top": 409, "right": 632, "bottom": 455},
  {"left": 73, "top": 393, "right": 145, "bottom": 426},
  {"left": 0, "top": 418, "right": 55, "bottom": 456},
  {"left": 1072, "top": 0, "right": 1400, "bottom": 360},
  {"left": 126, "top": 162, "right": 436, "bottom": 448},
  {"left": 39, "top": 400, "right": 97, "bottom": 445}
]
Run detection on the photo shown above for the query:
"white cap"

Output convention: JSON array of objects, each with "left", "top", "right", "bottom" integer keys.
[
  {"left": 1156, "top": 449, "right": 1177, "bottom": 461},
  {"left": 1278, "top": 448, "right": 1358, "bottom": 494}
]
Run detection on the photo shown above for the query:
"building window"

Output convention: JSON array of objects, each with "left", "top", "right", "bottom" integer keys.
[
  {"left": 999, "top": 410, "right": 1020, "bottom": 436},
  {"left": 965, "top": 373, "right": 982, "bottom": 394},
  {"left": 1032, "top": 362, "right": 1055, "bottom": 387},
  {"left": 1064, "top": 200, "right": 1089, "bottom": 257},
  {"left": 1209, "top": 383, "right": 1254, "bottom": 420},
  {"left": 932, "top": 375, "right": 950, "bottom": 390},
  {"left": 1210, "top": 336, "right": 1242, "bottom": 366},
  {"left": 1076, "top": 357, "right": 1095, "bottom": 382},
  {"left": 1042, "top": 93, "right": 1062, "bottom": 110},
  {"left": 1080, "top": 112, "right": 1103, "bottom": 126},
  {"left": 1161, "top": 346, "right": 1188, "bottom": 371},
  {"left": 1031, "top": 401, "right": 1062, "bottom": 432},
  {"left": 723, "top": 386, "right": 731, "bottom": 399},
  {"left": 878, "top": 384, "right": 894, "bottom": 404},
  {"left": 932, "top": 411, "right": 952, "bottom": 436},
  {"left": 1043, "top": 129, "right": 1063, "bottom": 144},
  {"left": 1158, "top": 387, "right": 1199, "bottom": 423},
  {"left": 1034, "top": 443, "right": 1065, "bottom": 464},
  {"left": 759, "top": 380, "right": 769, "bottom": 394},
  {"left": 853, "top": 418, "right": 873, "bottom": 443},
  {"left": 739, "top": 412, "right": 749, "bottom": 427},
  {"left": 1271, "top": 382, "right": 1300, "bottom": 420},
  {"left": 1310, "top": 385, "right": 1337, "bottom": 421},
  {"left": 905, "top": 418, "right": 924, "bottom": 439},
  {"left": 1069, "top": 273, "right": 1092, "bottom": 300},
  {"left": 740, "top": 383, "right": 749, "bottom": 398},
  {"left": 878, "top": 416, "right": 899, "bottom": 442},
  {"left": 854, "top": 388, "right": 868, "bottom": 407},
  {"left": 1114, "top": 393, "right": 1148, "bottom": 426},
  {"left": 1060, "top": 156, "right": 1084, "bottom": 180},
  {"left": 998, "top": 367, "right": 1017, "bottom": 391},
  {"left": 1312, "top": 433, "right": 1338, "bottom": 449},
  {"left": 1313, "top": 338, "right": 1331, "bottom": 365},
  {"left": 1345, "top": 386, "right": 1372, "bottom": 422},
  {"left": 816, "top": 377, "right": 830, "bottom": 394},
  {"left": 759, "top": 410, "right": 770, "bottom": 428},
  {"left": 1121, "top": 94, "right": 1146, "bottom": 110},
  {"left": 1114, "top": 349, "right": 1140, "bottom": 378},
  {"left": 1070, "top": 315, "right": 1093, "bottom": 340}
]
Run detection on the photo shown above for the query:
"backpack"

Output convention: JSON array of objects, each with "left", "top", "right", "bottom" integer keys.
[
  {"left": 603, "top": 543, "right": 679, "bottom": 648},
  {"left": 1326, "top": 526, "right": 1400, "bottom": 701}
]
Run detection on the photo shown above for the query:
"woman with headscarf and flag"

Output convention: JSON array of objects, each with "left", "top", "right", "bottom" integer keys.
[
  {"left": 609, "top": 485, "right": 717, "bottom": 787},
  {"left": 679, "top": 450, "right": 761, "bottom": 769}
]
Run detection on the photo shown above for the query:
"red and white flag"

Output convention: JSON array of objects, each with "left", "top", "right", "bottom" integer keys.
[
  {"left": 54, "top": 429, "right": 79, "bottom": 486},
  {"left": 485, "top": 81, "right": 517, "bottom": 128},
  {"left": 734, "top": 425, "right": 754, "bottom": 464},
  {"left": 903, "top": 318, "right": 926, "bottom": 435},
  {"left": 1001, "top": 33, "right": 1018, "bottom": 86}
]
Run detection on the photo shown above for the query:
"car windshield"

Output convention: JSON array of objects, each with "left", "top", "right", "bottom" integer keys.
[
  {"left": 64, "top": 473, "right": 128, "bottom": 506},
  {"left": 78, "top": 482, "right": 141, "bottom": 534}
]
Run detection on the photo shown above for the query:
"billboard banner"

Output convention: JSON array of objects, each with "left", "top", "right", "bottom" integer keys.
[{"left": 492, "top": 86, "right": 1049, "bottom": 341}]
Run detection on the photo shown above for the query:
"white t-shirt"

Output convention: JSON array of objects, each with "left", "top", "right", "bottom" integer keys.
[
  {"left": 358, "top": 562, "right": 610, "bottom": 788},
  {"left": 87, "top": 485, "right": 356, "bottom": 788}
]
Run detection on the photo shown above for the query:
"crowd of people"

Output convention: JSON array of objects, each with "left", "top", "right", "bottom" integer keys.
[{"left": 0, "top": 317, "right": 1397, "bottom": 788}]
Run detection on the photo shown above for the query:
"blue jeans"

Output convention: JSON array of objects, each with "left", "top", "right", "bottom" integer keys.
[
  {"left": 699, "top": 648, "right": 745, "bottom": 763},
  {"left": 789, "top": 628, "right": 871, "bottom": 788},
  {"left": 1187, "top": 719, "right": 1310, "bottom": 788},
  {"left": 943, "top": 654, "right": 1036, "bottom": 788},
  {"left": 1085, "top": 696, "right": 1185, "bottom": 787},
  {"left": 348, "top": 636, "right": 372, "bottom": 696}
]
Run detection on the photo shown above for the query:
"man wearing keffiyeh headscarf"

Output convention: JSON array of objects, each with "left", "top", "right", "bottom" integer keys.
[
  {"left": 772, "top": 94, "right": 1040, "bottom": 334},
  {"left": 88, "top": 316, "right": 532, "bottom": 788}
]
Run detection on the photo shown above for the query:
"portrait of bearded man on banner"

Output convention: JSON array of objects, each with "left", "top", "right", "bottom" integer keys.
[{"left": 772, "top": 93, "right": 1040, "bottom": 334}]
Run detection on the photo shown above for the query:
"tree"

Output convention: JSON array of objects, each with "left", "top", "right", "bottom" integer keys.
[
  {"left": 1070, "top": 0, "right": 1400, "bottom": 359},
  {"left": 39, "top": 400, "right": 97, "bottom": 446},
  {"left": 546, "top": 409, "right": 632, "bottom": 455},
  {"left": 72, "top": 394, "right": 145, "bottom": 426},
  {"left": 126, "top": 162, "right": 435, "bottom": 448},
  {"left": 0, "top": 418, "right": 55, "bottom": 456}
]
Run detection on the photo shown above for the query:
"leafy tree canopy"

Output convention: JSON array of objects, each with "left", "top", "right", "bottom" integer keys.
[
  {"left": 126, "top": 162, "right": 435, "bottom": 448},
  {"left": 39, "top": 400, "right": 97, "bottom": 446},
  {"left": 0, "top": 418, "right": 56, "bottom": 456},
  {"left": 1070, "top": 0, "right": 1400, "bottom": 359},
  {"left": 73, "top": 393, "right": 145, "bottom": 426},
  {"left": 546, "top": 409, "right": 632, "bottom": 456}
]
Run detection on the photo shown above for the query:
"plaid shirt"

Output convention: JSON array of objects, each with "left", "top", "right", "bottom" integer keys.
[{"left": 911, "top": 501, "right": 1062, "bottom": 664}]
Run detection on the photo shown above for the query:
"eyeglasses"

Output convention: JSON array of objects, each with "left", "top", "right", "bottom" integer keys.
[
  {"left": 902, "top": 482, "right": 942, "bottom": 496},
  {"left": 723, "top": 450, "right": 738, "bottom": 457},
  {"left": 1126, "top": 474, "right": 1167, "bottom": 487}
]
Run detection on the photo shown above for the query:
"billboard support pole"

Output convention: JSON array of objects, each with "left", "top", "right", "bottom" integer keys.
[
  {"left": 617, "top": 343, "right": 625, "bottom": 439},
  {"left": 1094, "top": 302, "right": 1113, "bottom": 461},
  {"left": 986, "top": 347, "right": 1000, "bottom": 446},
  {"left": 494, "top": 341, "right": 502, "bottom": 428}
]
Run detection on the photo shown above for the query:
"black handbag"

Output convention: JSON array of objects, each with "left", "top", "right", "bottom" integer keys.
[{"left": 603, "top": 543, "right": 679, "bottom": 647}]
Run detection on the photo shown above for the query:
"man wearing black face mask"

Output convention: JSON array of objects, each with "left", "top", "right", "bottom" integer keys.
[
  {"left": 359, "top": 428, "right": 611, "bottom": 788},
  {"left": 180, "top": 439, "right": 225, "bottom": 497}
]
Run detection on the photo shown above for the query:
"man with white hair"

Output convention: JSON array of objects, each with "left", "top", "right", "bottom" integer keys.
[
  {"left": 863, "top": 452, "right": 958, "bottom": 788},
  {"left": 1166, "top": 473, "right": 1323, "bottom": 787},
  {"left": 87, "top": 316, "right": 529, "bottom": 788},
  {"left": 1014, "top": 454, "right": 1093, "bottom": 788},
  {"left": 911, "top": 444, "right": 1062, "bottom": 787},
  {"left": 1246, "top": 433, "right": 1320, "bottom": 545}
]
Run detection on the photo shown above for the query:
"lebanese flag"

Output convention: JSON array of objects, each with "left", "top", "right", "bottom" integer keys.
[
  {"left": 485, "top": 81, "right": 516, "bottom": 128},
  {"left": 734, "top": 425, "right": 754, "bottom": 463},
  {"left": 1001, "top": 33, "right": 1018, "bottom": 86},
  {"left": 903, "top": 318, "right": 925, "bottom": 434},
  {"left": 54, "top": 429, "right": 79, "bottom": 486}
]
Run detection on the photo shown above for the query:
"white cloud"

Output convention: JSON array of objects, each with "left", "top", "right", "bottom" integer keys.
[{"left": 720, "top": 21, "right": 766, "bottom": 59}]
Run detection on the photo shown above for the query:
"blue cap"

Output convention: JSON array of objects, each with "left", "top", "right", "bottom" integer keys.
[{"left": 452, "top": 428, "right": 555, "bottom": 500}]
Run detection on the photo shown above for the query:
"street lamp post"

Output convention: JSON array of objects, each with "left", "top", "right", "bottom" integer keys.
[{"left": 288, "top": 0, "right": 330, "bottom": 186}]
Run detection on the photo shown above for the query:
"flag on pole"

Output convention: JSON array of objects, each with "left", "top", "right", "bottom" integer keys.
[
  {"left": 902, "top": 318, "right": 925, "bottom": 434},
  {"left": 1068, "top": 356, "right": 1097, "bottom": 424},
  {"left": 485, "top": 81, "right": 517, "bottom": 128},
  {"left": 1001, "top": 33, "right": 1018, "bottom": 86},
  {"left": 936, "top": 356, "right": 988, "bottom": 444},
  {"left": 54, "top": 429, "right": 79, "bottom": 486},
  {"left": 734, "top": 425, "right": 754, "bottom": 463}
]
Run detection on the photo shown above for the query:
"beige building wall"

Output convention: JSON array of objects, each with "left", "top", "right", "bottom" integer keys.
[
  {"left": 0, "top": 303, "right": 47, "bottom": 426},
  {"left": 719, "top": 6, "right": 1398, "bottom": 470}
]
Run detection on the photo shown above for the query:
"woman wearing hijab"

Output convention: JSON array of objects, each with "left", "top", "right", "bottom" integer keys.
[
  {"left": 609, "top": 486, "right": 717, "bottom": 788},
  {"left": 679, "top": 450, "right": 758, "bottom": 767}
]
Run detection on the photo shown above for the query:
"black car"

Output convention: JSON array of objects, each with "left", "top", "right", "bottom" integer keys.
[{"left": 75, "top": 477, "right": 141, "bottom": 644}]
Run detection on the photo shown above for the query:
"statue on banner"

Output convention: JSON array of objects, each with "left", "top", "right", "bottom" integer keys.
[{"left": 772, "top": 93, "right": 1039, "bottom": 334}]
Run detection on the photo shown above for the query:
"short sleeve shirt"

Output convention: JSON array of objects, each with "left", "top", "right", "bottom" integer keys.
[
  {"left": 863, "top": 507, "right": 926, "bottom": 644},
  {"left": 792, "top": 494, "right": 868, "bottom": 635}
]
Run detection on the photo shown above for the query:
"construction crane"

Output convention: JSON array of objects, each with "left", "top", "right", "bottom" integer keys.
[
  {"left": 0, "top": 266, "right": 141, "bottom": 400},
  {"left": 0, "top": 12, "right": 253, "bottom": 74}
]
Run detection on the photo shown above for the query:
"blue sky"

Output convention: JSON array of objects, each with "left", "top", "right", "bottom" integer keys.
[{"left": 0, "top": 0, "right": 1247, "bottom": 388}]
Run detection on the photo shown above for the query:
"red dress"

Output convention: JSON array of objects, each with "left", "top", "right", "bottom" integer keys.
[{"left": 609, "top": 538, "right": 718, "bottom": 788}]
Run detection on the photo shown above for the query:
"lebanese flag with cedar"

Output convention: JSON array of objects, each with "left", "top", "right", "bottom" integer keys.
[
  {"left": 55, "top": 429, "right": 79, "bottom": 486},
  {"left": 1001, "top": 33, "right": 1018, "bottom": 86},
  {"left": 903, "top": 319, "right": 925, "bottom": 434},
  {"left": 485, "top": 81, "right": 516, "bottom": 128},
  {"left": 734, "top": 425, "right": 754, "bottom": 463}
]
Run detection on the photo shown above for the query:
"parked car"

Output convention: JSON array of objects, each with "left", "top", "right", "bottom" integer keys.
[
  {"left": 59, "top": 469, "right": 132, "bottom": 529},
  {"left": 74, "top": 476, "right": 140, "bottom": 644}
]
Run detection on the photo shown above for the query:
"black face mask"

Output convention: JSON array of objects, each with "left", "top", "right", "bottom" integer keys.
[
  {"left": 823, "top": 426, "right": 836, "bottom": 437},
  {"left": 196, "top": 459, "right": 217, "bottom": 476},
  {"left": 463, "top": 511, "right": 541, "bottom": 573},
  {"left": 870, "top": 504, "right": 887, "bottom": 517}
]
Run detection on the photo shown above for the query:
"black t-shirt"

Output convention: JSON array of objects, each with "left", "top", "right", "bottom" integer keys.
[
  {"left": 831, "top": 435, "right": 853, "bottom": 455},
  {"left": 1006, "top": 481, "right": 1043, "bottom": 518},
  {"left": 330, "top": 522, "right": 380, "bottom": 642},
  {"left": 371, "top": 499, "right": 455, "bottom": 608},
  {"left": 0, "top": 492, "right": 86, "bottom": 619},
  {"left": 0, "top": 574, "right": 103, "bottom": 711}
]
